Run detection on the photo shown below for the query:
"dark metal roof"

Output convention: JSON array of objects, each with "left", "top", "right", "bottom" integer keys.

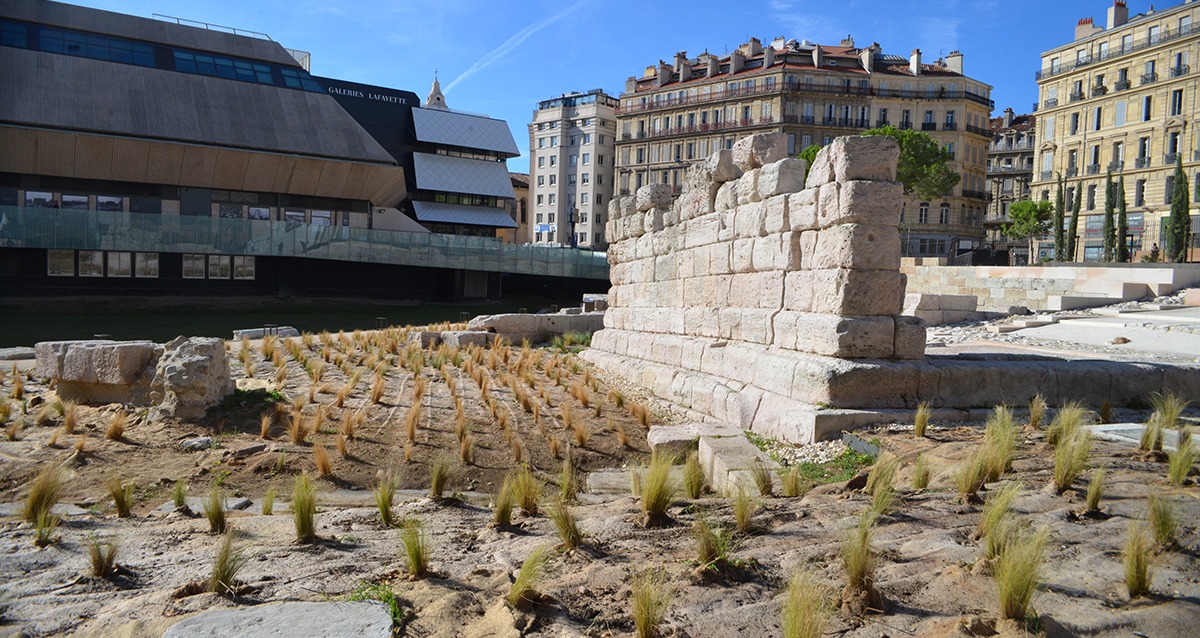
[
  {"left": 412, "top": 107, "right": 520, "bottom": 157},
  {"left": 3, "top": 0, "right": 298, "bottom": 66},
  {"left": 411, "top": 201, "right": 518, "bottom": 228},
  {"left": 0, "top": 46, "right": 397, "bottom": 164}
]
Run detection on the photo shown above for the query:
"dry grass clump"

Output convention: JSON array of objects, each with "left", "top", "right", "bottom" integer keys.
[
  {"left": 1124, "top": 521, "right": 1155, "bottom": 598},
  {"left": 1028, "top": 394, "right": 1046, "bottom": 429},
  {"left": 208, "top": 529, "right": 249, "bottom": 597},
  {"left": 1047, "top": 401, "right": 1087, "bottom": 447},
  {"left": 262, "top": 484, "right": 276, "bottom": 515},
  {"left": 172, "top": 480, "right": 187, "bottom": 509},
  {"left": 5, "top": 417, "right": 21, "bottom": 442},
  {"left": 493, "top": 476, "right": 515, "bottom": 527},
  {"left": 683, "top": 451, "right": 706, "bottom": 499},
  {"left": 335, "top": 433, "right": 349, "bottom": 459},
  {"left": 87, "top": 535, "right": 119, "bottom": 579},
  {"left": 1085, "top": 469, "right": 1105, "bottom": 512},
  {"left": 1167, "top": 433, "right": 1196, "bottom": 486},
  {"left": 631, "top": 569, "right": 672, "bottom": 638},
  {"left": 782, "top": 466, "right": 810, "bottom": 497},
  {"left": 370, "top": 375, "right": 386, "bottom": 404},
  {"left": 731, "top": 485, "right": 758, "bottom": 534},
  {"left": 287, "top": 410, "right": 310, "bottom": 444},
  {"left": 374, "top": 471, "right": 396, "bottom": 527},
  {"left": 1150, "top": 391, "right": 1189, "bottom": 430},
  {"left": 911, "top": 455, "right": 931, "bottom": 490},
  {"left": 641, "top": 453, "right": 678, "bottom": 527},
  {"left": 511, "top": 464, "right": 541, "bottom": 516},
  {"left": 692, "top": 510, "right": 734, "bottom": 571},
  {"left": 547, "top": 498, "right": 584, "bottom": 549},
  {"left": 259, "top": 413, "right": 272, "bottom": 440},
  {"left": 24, "top": 464, "right": 65, "bottom": 526},
  {"left": 507, "top": 546, "right": 548, "bottom": 609},
  {"left": 781, "top": 569, "right": 830, "bottom": 638},
  {"left": 292, "top": 472, "right": 317, "bottom": 543},
  {"left": 313, "top": 444, "right": 333, "bottom": 477},
  {"left": 1053, "top": 429, "right": 1091, "bottom": 493},
  {"left": 1140, "top": 415, "right": 1164, "bottom": 453},
  {"left": 105, "top": 410, "right": 127, "bottom": 441},
  {"left": 106, "top": 476, "right": 135, "bottom": 518},
  {"left": 842, "top": 511, "right": 878, "bottom": 595},
  {"left": 429, "top": 457, "right": 455, "bottom": 500},
  {"left": 865, "top": 452, "right": 898, "bottom": 516},
  {"left": 558, "top": 457, "right": 578, "bottom": 503},
  {"left": 750, "top": 459, "right": 775, "bottom": 497},
  {"left": 1146, "top": 494, "right": 1178, "bottom": 549},
  {"left": 977, "top": 481, "right": 1021, "bottom": 541},
  {"left": 203, "top": 485, "right": 226, "bottom": 534},
  {"left": 913, "top": 401, "right": 931, "bottom": 438},
  {"left": 993, "top": 525, "right": 1048, "bottom": 622},
  {"left": 399, "top": 519, "right": 430, "bottom": 577},
  {"left": 981, "top": 406, "right": 1017, "bottom": 482}
]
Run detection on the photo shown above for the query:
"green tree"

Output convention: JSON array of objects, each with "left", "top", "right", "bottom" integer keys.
[
  {"left": 1102, "top": 171, "right": 1116, "bottom": 261},
  {"left": 798, "top": 144, "right": 820, "bottom": 165},
  {"left": 1066, "top": 183, "right": 1082, "bottom": 261},
  {"left": 1054, "top": 173, "right": 1066, "bottom": 261},
  {"left": 1003, "top": 200, "right": 1054, "bottom": 265},
  {"left": 1116, "top": 175, "right": 1129, "bottom": 262},
  {"left": 1167, "top": 154, "right": 1192, "bottom": 262},
  {"left": 862, "top": 125, "right": 961, "bottom": 200}
]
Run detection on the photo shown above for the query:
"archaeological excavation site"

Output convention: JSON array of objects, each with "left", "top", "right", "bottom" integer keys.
[{"left": 1, "top": 134, "right": 1198, "bottom": 638}]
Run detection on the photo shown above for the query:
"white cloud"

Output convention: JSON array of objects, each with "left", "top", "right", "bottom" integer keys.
[{"left": 444, "top": 0, "right": 590, "bottom": 94}]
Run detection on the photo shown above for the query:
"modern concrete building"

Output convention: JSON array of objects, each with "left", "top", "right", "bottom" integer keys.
[
  {"left": 985, "top": 108, "right": 1037, "bottom": 263},
  {"left": 614, "top": 36, "right": 994, "bottom": 257},
  {"left": 0, "top": 0, "right": 606, "bottom": 298},
  {"left": 1032, "top": 0, "right": 1200, "bottom": 262},
  {"left": 528, "top": 89, "right": 619, "bottom": 250}
]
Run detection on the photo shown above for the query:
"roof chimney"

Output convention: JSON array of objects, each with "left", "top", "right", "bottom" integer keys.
[
  {"left": 1004, "top": 107, "right": 1014, "bottom": 127},
  {"left": 910, "top": 48, "right": 922, "bottom": 76},
  {"left": 705, "top": 53, "right": 719, "bottom": 77},
  {"left": 945, "top": 50, "right": 963, "bottom": 75},
  {"left": 744, "top": 37, "right": 762, "bottom": 56},
  {"left": 674, "top": 51, "right": 692, "bottom": 81},
  {"left": 1075, "top": 16, "right": 1101, "bottom": 40},
  {"left": 730, "top": 49, "right": 745, "bottom": 74},
  {"left": 840, "top": 34, "right": 855, "bottom": 48},
  {"left": 655, "top": 60, "right": 672, "bottom": 87},
  {"left": 1108, "top": 1, "right": 1129, "bottom": 28},
  {"left": 764, "top": 45, "right": 775, "bottom": 67},
  {"left": 812, "top": 45, "right": 823, "bottom": 68},
  {"left": 860, "top": 43, "right": 880, "bottom": 73}
]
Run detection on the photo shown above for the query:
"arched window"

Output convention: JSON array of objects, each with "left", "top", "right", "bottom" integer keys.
[
  {"left": 918, "top": 202, "right": 930, "bottom": 224},
  {"left": 939, "top": 203, "right": 950, "bottom": 224}
]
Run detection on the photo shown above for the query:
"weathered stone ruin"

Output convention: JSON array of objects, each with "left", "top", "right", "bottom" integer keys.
[
  {"left": 584, "top": 133, "right": 1200, "bottom": 443},
  {"left": 35, "top": 336, "right": 234, "bottom": 418}
]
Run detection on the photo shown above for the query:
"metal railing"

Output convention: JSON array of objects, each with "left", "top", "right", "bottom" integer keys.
[
  {"left": 1043, "top": 98, "right": 1058, "bottom": 109},
  {"left": 1141, "top": 72, "right": 1158, "bottom": 85},
  {"left": 1165, "top": 152, "right": 1179, "bottom": 165},
  {"left": 1035, "top": 22, "right": 1200, "bottom": 81},
  {"left": 1114, "top": 79, "right": 1132, "bottom": 90},
  {"left": 1170, "top": 64, "right": 1190, "bottom": 78},
  {"left": 1108, "top": 161, "right": 1125, "bottom": 171},
  {"left": 0, "top": 207, "right": 610, "bottom": 280},
  {"left": 987, "top": 165, "right": 1032, "bottom": 174},
  {"left": 1135, "top": 157, "right": 1152, "bottom": 168},
  {"left": 921, "top": 122, "right": 937, "bottom": 131},
  {"left": 1069, "top": 90, "right": 1085, "bottom": 102},
  {"left": 1086, "top": 164, "right": 1101, "bottom": 175}
]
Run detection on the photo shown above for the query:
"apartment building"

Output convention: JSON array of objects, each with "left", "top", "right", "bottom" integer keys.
[
  {"left": 528, "top": 90, "right": 619, "bottom": 249},
  {"left": 614, "top": 36, "right": 994, "bottom": 257},
  {"left": 1032, "top": 0, "right": 1200, "bottom": 261},
  {"left": 985, "top": 108, "right": 1037, "bottom": 263}
]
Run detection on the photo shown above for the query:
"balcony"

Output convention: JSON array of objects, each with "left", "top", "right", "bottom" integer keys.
[
  {"left": 1114, "top": 79, "right": 1131, "bottom": 90},
  {"left": 822, "top": 116, "right": 836, "bottom": 126},
  {"left": 1040, "top": 170, "right": 1054, "bottom": 181},
  {"left": 1108, "top": 161, "right": 1124, "bottom": 171},
  {"left": 1090, "top": 85, "right": 1107, "bottom": 97},
  {"left": 1164, "top": 152, "right": 1179, "bottom": 165},
  {"left": 1043, "top": 97, "right": 1058, "bottom": 109},
  {"left": 1135, "top": 157, "right": 1151, "bottom": 168},
  {"left": 898, "top": 121, "right": 913, "bottom": 130},
  {"left": 1170, "top": 64, "right": 1190, "bottom": 78},
  {"left": 1066, "top": 166, "right": 1079, "bottom": 177},
  {"left": 875, "top": 119, "right": 889, "bottom": 127},
  {"left": 943, "top": 121, "right": 958, "bottom": 131},
  {"left": 962, "top": 190, "right": 988, "bottom": 200},
  {"left": 1034, "top": 21, "right": 1200, "bottom": 81},
  {"left": 921, "top": 122, "right": 937, "bottom": 131},
  {"left": 1085, "top": 163, "right": 1101, "bottom": 175},
  {"left": 1069, "top": 90, "right": 1085, "bottom": 102},
  {"left": 799, "top": 115, "right": 815, "bottom": 124},
  {"left": 987, "top": 164, "right": 1032, "bottom": 174},
  {"left": 1140, "top": 72, "right": 1158, "bottom": 85}
]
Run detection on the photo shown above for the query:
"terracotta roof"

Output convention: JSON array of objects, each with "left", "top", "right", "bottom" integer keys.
[{"left": 989, "top": 113, "right": 1036, "bottom": 133}]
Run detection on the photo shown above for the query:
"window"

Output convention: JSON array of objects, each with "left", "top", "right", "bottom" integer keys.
[
  {"left": 1169, "top": 131, "right": 1180, "bottom": 156},
  {"left": 1043, "top": 115, "right": 1055, "bottom": 140},
  {"left": 78, "top": 251, "right": 103, "bottom": 277},
  {"left": 107, "top": 251, "right": 132, "bottom": 277},
  {"left": 580, "top": 192, "right": 589, "bottom": 206},
  {"left": 1135, "top": 179, "right": 1146, "bottom": 206},
  {"left": 939, "top": 203, "right": 950, "bottom": 224},
  {"left": 1115, "top": 100, "right": 1127, "bottom": 126},
  {"left": 569, "top": 155, "right": 577, "bottom": 167},
  {"left": 578, "top": 232, "right": 587, "bottom": 244},
  {"left": 233, "top": 256, "right": 255, "bottom": 280},
  {"left": 549, "top": 156, "right": 557, "bottom": 167},
  {"left": 310, "top": 211, "right": 331, "bottom": 226},
  {"left": 582, "top": 153, "right": 590, "bottom": 165},
  {"left": 1070, "top": 112, "right": 1079, "bottom": 135},
  {"left": 182, "top": 254, "right": 205, "bottom": 279},
  {"left": 595, "top": 194, "right": 603, "bottom": 205},
  {"left": 1138, "top": 137, "right": 1150, "bottom": 159},
  {"left": 1122, "top": 34, "right": 1133, "bottom": 53},
  {"left": 924, "top": 110, "right": 934, "bottom": 124},
  {"left": 536, "top": 175, "right": 544, "bottom": 186},
  {"left": 1171, "top": 89, "right": 1184, "bottom": 116},
  {"left": 1087, "top": 185, "right": 1097, "bottom": 210},
  {"left": 538, "top": 138, "right": 545, "bottom": 149},
  {"left": 1093, "top": 106, "right": 1102, "bottom": 131},
  {"left": 918, "top": 202, "right": 930, "bottom": 224},
  {"left": 551, "top": 136, "right": 558, "bottom": 146},
  {"left": 208, "top": 255, "right": 231, "bottom": 279},
  {"left": 47, "top": 250, "right": 73, "bottom": 276},
  {"left": 549, "top": 174, "right": 556, "bottom": 186},
  {"left": 536, "top": 194, "right": 543, "bottom": 205},
  {"left": 135, "top": 252, "right": 159, "bottom": 278},
  {"left": 1144, "top": 95, "right": 1153, "bottom": 121},
  {"left": 581, "top": 173, "right": 590, "bottom": 184},
  {"left": 548, "top": 194, "right": 556, "bottom": 204},
  {"left": 1149, "top": 25, "right": 1161, "bottom": 44},
  {"left": 537, "top": 156, "right": 545, "bottom": 168},
  {"left": 583, "top": 133, "right": 591, "bottom": 144}
]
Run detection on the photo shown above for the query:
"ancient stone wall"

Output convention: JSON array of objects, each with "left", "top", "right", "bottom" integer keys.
[{"left": 600, "top": 133, "right": 923, "bottom": 360}]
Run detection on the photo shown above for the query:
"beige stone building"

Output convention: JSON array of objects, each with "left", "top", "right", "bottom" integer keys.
[
  {"left": 985, "top": 109, "right": 1037, "bottom": 263},
  {"left": 1032, "top": 0, "right": 1200, "bottom": 262},
  {"left": 528, "top": 90, "right": 619, "bottom": 249},
  {"left": 498, "top": 173, "right": 529, "bottom": 244},
  {"left": 614, "top": 36, "right": 993, "bottom": 257}
]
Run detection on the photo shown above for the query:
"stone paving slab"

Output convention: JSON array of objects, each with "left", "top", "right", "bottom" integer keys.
[
  {"left": 646, "top": 422, "right": 742, "bottom": 456},
  {"left": 1087, "top": 423, "right": 1180, "bottom": 452},
  {"left": 162, "top": 601, "right": 393, "bottom": 638},
  {"left": 0, "top": 347, "right": 36, "bottom": 361},
  {"left": 698, "top": 435, "right": 778, "bottom": 496},
  {"left": 0, "top": 502, "right": 91, "bottom": 518}
]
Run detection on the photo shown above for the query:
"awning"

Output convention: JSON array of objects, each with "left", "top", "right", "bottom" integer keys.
[{"left": 411, "top": 200, "right": 518, "bottom": 228}]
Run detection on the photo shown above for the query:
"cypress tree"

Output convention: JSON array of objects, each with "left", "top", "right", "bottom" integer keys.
[
  {"left": 1116, "top": 174, "right": 1129, "bottom": 262},
  {"left": 1054, "top": 173, "right": 1066, "bottom": 261},
  {"left": 1167, "top": 154, "right": 1191, "bottom": 262},
  {"left": 1066, "top": 182, "right": 1082, "bottom": 261},
  {"left": 1102, "top": 171, "right": 1116, "bottom": 261}
]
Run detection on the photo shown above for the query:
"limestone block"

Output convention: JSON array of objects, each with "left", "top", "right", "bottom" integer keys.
[
  {"left": 407, "top": 330, "right": 442, "bottom": 348},
  {"left": 731, "top": 238, "right": 755, "bottom": 273},
  {"left": 731, "top": 132, "right": 787, "bottom": 171},
  {"left": 709, "top": 241, "right": 732, "bottom": 275},
  {"left": 736, "top": 169, "right": 761, "bottom": 205},
  {"left": 604, "top": 220, "right": 615, "bottom": 243},
  {"left": 705, "top": 148, "right": 743, "bottom": 183},
  {"left": 763, "top": 194, "right": 789, "bottom": 235},
  {"left": 817, "top": 182, "right": 839, "bottom": 229},
  {"left": 717, "top": 209, "right": 736, "bottom": 243},
  {"left": 783, "top": 271, "right": 815, "bottom": 312},
  {"left": 150, "top": 337, "right": 234, "bottom": 420},
  {"left": 805, "top": 145, "right": 834, "bottom": 188},
  {"left": 608, "top": 197, "right": 625, "bottom": 220},
  {"left": 734, "top": 201, "right": 766, "bottom": 238},
  {"left": 781, "top": 232, "right": 803, "bottom": 270},
  {"left": 715, "top": 180, "right": 738, "bottom": 212},
  {"left": 163, "top": 601, "right": 394, "bottom": 638},
  {"left": 757, "top": 157, "right": 808, "bottom": 199},
  {"left": 750, "top": 235, "right": 782, "bottom": 272},
  {"left": 811, "top": 224, "right": 901, "bottom": 271},
  {"left": 647, "top": 422, "right": 742, "bottom": 456},
  {"left": 810, "top": 269, "right": 905, "bottom": 316},
  {"left": 787, "top": 189, "right": 819, "bottom": 231},
  {"left": 777, "top": 312, "right": 896, "bottom": 358},
  {"left": 626, "top": 212, "right": 645, "bottom": 239},
  {"left": 685, "top": 214, "right": 721, "bottom": 249},
  {"left": 677, "top": 183, "right": 718, "bottom": 220},
  {"left": 61, "top": 346, "right": 99, "bottom": 384},
  {"left": 893, "top": 315, "right": 927, "bottom": 359},
  {"left": 439, "top": 331, "right": 492, "bottom": 349},
  {"left": 826, "top": 135, "right": 899, "bottom": 183},
  {"left": 636, "top": 184, "right": 674, "bottom": 212},
  {"left": 643, "top": 208, "right": 665, "bottom": 234},
  {"left": 820, "top": 180, "right": 903, "bottom": 228},
  {"left": 662, "top": 205, "right": 680, "bottom": 228},
  {"left": 91, "top": 342, "right": 161, "bottom": 386},
  {"left": 754, "top": 352, "right": 801, "bottom": 398}
]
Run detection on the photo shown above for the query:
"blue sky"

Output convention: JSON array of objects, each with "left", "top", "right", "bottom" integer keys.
[{"left": 71, "top": 1, "right": 1153, "bottom": 171}]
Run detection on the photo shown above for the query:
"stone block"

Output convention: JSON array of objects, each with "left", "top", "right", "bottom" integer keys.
[
  {"left": 91, "top": 341, "right": 161, "bottom": 385},
  {"left": 643, "top": 208, "right": 665, "bottom": 234},
  {"left": 798, "top": 231, "right": 818, "bottom": 270},
  {"left": 731, "top": 131, "right": 787, "bottom": 171},
  {"left": 150, "top": 336, "right": 234, "bottom": 420},
  {"left": 826, "top": 135, "right": 899, "bottom": 182},
  {"left": 636, "top": 183, "right": 674, "bottom": 212},
  {"left": 811, "top": 224, "right": 901, "bottom": 271},
  {"left": 780, "top": 312, "right": 896, "bottom": 358},
  {"left": 787, "top": 189, "right": 818, "bottom": 231},
  {"left": 783, "top": 271, "right": 815, "bottom": 312},
  {"left": 763, "top": 195, "right": 789, "bottom": 235},
  {"left": 810, "top": 269, "right": 905, "bottom": 316},
  {"left": 757, "top": 157, "right": 808, "bottom": 199},
  {"left": 893, "top": 315, "right": 927, "bottom": 359},
  {"left": 731, "top": 238, "right": 755, "bottom": 273},
  {"left": 163, "top": 601, "right": 394, "bottom": 638},
  {"left": 677, "top": 182, "right": 718, "bottom": 220},
  {"left": 805, "top": 146, "right": 834, "bottom": 188},
  {"left": 705, "top": 148, "right": 743, "bottom": 182},
  {"left": 733, "top": 201, "right": 765, "bottom": 238},
  {"left": 817, "top": 182, "right": 839, "bottom": 229},
  {"left": 1186, "top": 288, "right": 1200, "bottom": 306},
  {"left": 439, "top": 331, "right": 492, "bottom": 349},
  {"left": 699, "top": 434, "right": 779, "bottom": 496},
  {"left": 736, "top": 169, "right": 761, "bottom": 205},
  {"left": 714, "top": 180, "right": 738, "bottom": 212},
  {"left": 646, "top": 422, "right": 742, "bottom": 456},
  {"left": 407, "top": 331, "right": 442, "bottom": 348},
  {"left": 820, "top": 180, "right": 903, "bottom": 228}
]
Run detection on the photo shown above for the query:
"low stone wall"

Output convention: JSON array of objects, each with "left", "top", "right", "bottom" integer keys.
[{"left": 466, "top": 311, "right": 604, "bottom": 345}]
